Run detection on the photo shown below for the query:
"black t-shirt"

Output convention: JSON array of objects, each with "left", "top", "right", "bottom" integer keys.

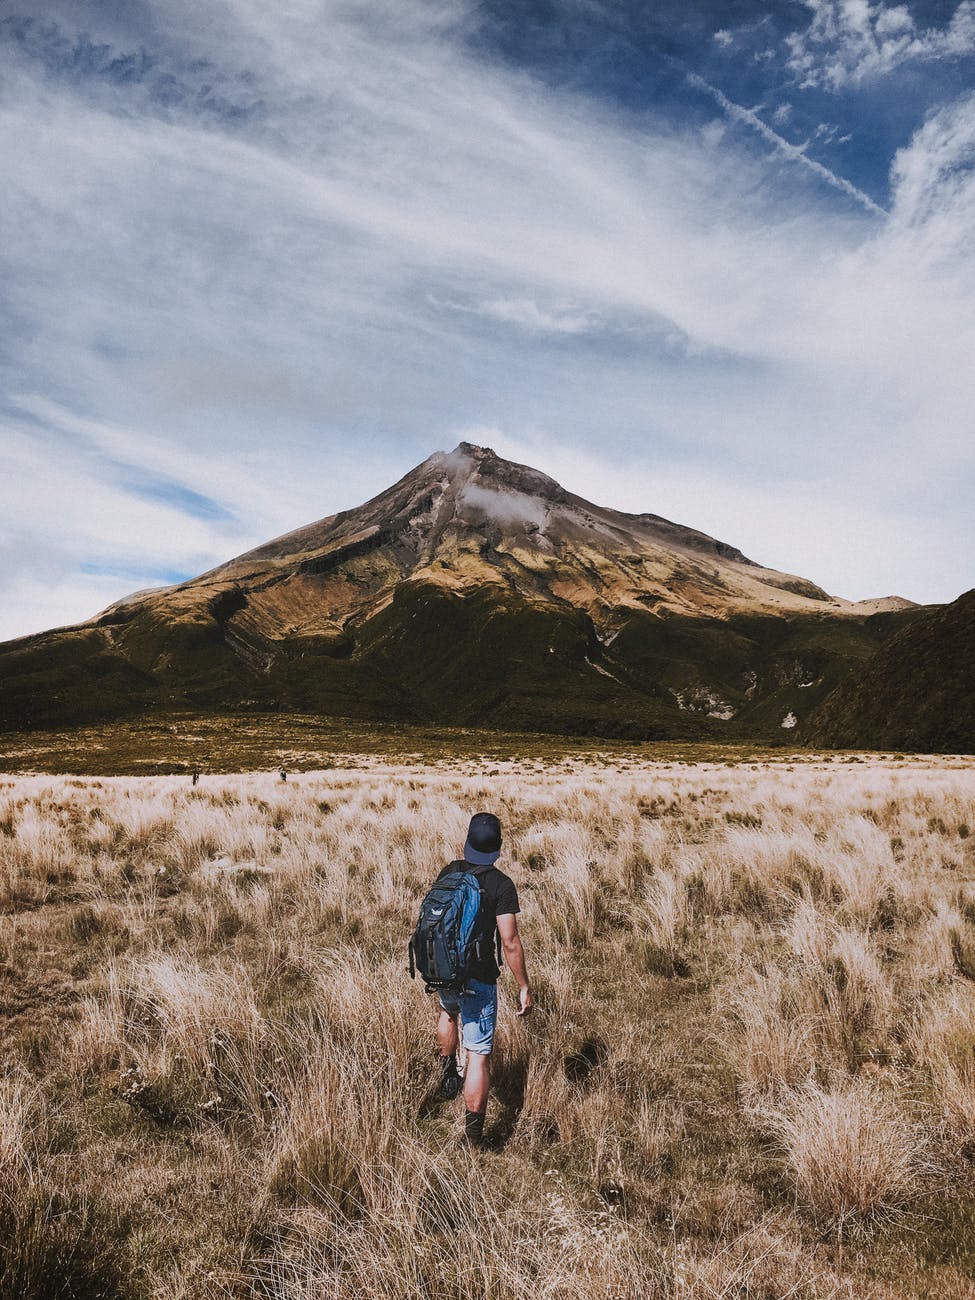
[{"left": 436, "top": 861, "right": 520, "bottom": 984}]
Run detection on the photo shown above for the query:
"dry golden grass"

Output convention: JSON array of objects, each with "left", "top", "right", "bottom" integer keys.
[{"left": 1, "top": 753, "right": 975, "bottom": 1297}]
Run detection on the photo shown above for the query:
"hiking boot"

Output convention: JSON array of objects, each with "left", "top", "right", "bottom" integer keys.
[
  {"left": 463, "top": 1108, "right": 485, "bottom": 1146},
  {"left": 438, "top": 1055, "right": 461, "bottom": 1101}
]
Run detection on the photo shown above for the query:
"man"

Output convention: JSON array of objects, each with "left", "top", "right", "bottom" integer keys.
[{"left": 435, "top": 811, "right": 532, "bottom": 1147}]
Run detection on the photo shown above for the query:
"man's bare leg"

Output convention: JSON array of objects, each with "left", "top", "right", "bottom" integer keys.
[
  {"left": 437, "top": 1009, "right": 459, "bottom": 1057},
  {"left": 463, "top": 1052, "right": 490, "bottom": 1144},
  {"left": 437, "top": 1009, "right": 461, "bottom": 1099}
]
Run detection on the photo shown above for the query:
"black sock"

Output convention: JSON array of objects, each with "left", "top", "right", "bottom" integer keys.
[{"left": 464, "top": 1109, "right": 485, "bottom": 1145}]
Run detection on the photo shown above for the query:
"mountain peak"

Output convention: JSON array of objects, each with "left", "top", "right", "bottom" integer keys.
[
  {"left": 0, "top": 439, "right": 935, "bottom": 745},
  {"left": 209, "top": 440, "right": 842, "bottom": 625},
  {"left": 419, "top": 441, "right": 489, "bottom": 471},
  {"left": 423, "top": 441, "right": 568, "bottom": 510}
]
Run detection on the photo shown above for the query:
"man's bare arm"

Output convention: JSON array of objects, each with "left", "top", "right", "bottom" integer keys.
[{"left": 497, "top": 912, "right": 533, "bottom": 1015}]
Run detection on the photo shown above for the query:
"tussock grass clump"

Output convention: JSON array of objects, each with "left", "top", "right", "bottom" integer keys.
[
  {"left": 1, "top": 754, "right": 975, "bottom": 1294},
  {"left": 724, "top": 964, "right": 816, "bottom": 1105},
  {"left": 764, "top": 1078, "right": 928, "bottom": 1223},
  {"left": 0, "top": 1067, "right": 126, "bottom": 1300},
  {"left": 905, "top": 983, "right": 975, "bottom": 1146},
  {"left": 0, "top": 1065, "right": 45, "bottom": 1185}
]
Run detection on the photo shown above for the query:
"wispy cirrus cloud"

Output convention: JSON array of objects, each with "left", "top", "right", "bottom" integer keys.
[
  {"left": 434, "top": 295, "right": 599, "bottom": 336},
  {"left": 685, "top": 72, "right": 887, "bottom": 214},
  {"left": 0, "top": 394, "right": 396, "bottom": 640}
]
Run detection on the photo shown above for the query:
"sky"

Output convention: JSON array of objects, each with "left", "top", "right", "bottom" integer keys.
[{"left": 1, "top": 0, "right": 974, "bottom": 640}]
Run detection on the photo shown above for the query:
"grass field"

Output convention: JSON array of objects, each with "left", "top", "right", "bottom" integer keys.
[{"left": 2, "top": 742, "right": 975, "bottom": 1297}]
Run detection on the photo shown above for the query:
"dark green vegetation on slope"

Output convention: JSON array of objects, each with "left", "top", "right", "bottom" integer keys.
[
  {"left": 809, "top": 589, "right": 975, "bottom": 753},
  {"left": 0, "top": 579, "right": 924, "bottom": 744}
]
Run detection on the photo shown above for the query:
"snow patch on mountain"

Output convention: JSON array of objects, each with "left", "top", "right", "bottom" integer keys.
[
  {"left": 671, "top": 686, "right": 736, "bottom": 720},
  {"left": 584, "top": 656, "right": 622, "bottom": 682}
]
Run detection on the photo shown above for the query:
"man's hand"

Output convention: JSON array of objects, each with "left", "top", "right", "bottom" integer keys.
[{"left": 517, "top": 986, "right": 533, "bottom": 1017}]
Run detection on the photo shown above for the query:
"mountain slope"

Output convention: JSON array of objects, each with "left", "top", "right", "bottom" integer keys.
[
  {"left": 0, "top": 443, "right": 927, "bottom": 741},
  {"left": 808, "top": 589, "right": 975, "bottom": 752}
]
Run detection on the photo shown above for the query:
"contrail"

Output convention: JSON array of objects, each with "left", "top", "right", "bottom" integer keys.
[{"left": 687, "top": 72, "right": 888, "bottom": 218}]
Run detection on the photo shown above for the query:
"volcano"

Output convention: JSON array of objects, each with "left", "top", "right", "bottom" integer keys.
[{"left": 0, "top": 443, "right": 927, "bottom": 741}]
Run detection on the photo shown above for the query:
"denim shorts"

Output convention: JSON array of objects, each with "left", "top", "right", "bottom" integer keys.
[{"left": 438, "top": 979, "right": 498, "bottom": 1056}]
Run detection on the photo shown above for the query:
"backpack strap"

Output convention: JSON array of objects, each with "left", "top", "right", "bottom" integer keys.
[{"left": 468, "top": 863, "right": 505, "bottom": 972}]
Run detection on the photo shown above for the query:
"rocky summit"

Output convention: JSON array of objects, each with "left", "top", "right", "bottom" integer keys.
[{"left": 0, "top": 443, "right": 950, "bottom": 744}]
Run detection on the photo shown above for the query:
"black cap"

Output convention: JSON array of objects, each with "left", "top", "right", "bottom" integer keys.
[{"left": 464, "top": 812, "right": 502, "bottom": 865}]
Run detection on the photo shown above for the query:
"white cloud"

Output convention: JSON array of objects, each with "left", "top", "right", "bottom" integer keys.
[
  {"left": 432, "top": 294, "right": 598, "bottom": 335},
  {"left": 1, "top": 419, "right": 224, "bottom": 566},
  {"left": 0, "top": 399, "right": 402, "bottom": 638},
  {"left": 889, "top": 90, "right": 975, "bottom": 231},
  {"left": 10, "top": 395, "right": 324, "bottom": 538},
  {"left": 787, "top": 0, "right": 975, "bottom": 89},
  {"left": 457, "top": 482, "right": 548, "bottom": 529},
  {"left": 0, "top": 573, "right": 144, "bottom": 645}
]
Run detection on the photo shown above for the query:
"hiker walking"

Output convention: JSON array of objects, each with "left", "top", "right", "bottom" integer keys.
[{"left": 409, "top": 812, "right": 532, "bottom": 1147}]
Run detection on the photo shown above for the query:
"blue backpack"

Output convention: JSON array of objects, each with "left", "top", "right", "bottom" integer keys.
[{"left": 408, "top": 861, "right": 499, "bottom": 991}]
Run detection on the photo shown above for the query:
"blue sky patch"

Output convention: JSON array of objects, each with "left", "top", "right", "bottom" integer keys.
[
  {"left": 80, "top": 559, "right": 189, "bottom": 586},
  {"left": 121, "top": 477, "right": 235, "bottom": 524}
]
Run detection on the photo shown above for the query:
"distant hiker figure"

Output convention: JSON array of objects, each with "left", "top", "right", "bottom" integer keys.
[
  {"left": 191, "top": 770, "right": 199, "bottom": 786},
  {"left": 409, "top": 812, "right": 532, "bottom": 1147},
  {"left": 279, "top": 769, "right": 287, "bottom": 782}
]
